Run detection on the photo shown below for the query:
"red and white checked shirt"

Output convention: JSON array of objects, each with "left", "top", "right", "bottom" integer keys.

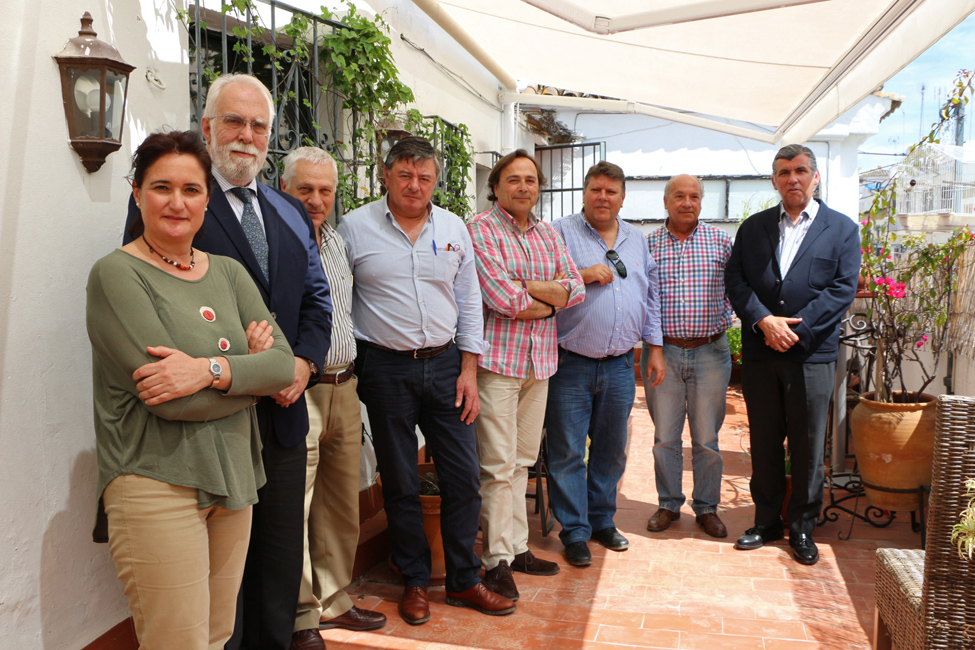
[{"left": 468, "top": 204, "right": 585, "bottom": 379}]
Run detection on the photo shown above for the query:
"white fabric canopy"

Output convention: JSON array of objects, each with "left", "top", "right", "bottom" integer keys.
[{"left": 412, "top": 0, "right": 975, "bottom": 144}]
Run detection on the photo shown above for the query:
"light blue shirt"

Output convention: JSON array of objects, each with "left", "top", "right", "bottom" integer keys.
[
  {"left": 552, "top": 213, "right": 663, "bottom": 357},
  {"left": 777, "top": 198, "right": 819, "bottom": 277},
  {"left": 337, "top": 196, "right": 485, "bottom": 354}
]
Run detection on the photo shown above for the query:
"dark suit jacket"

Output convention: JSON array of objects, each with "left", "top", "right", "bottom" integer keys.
[
  {"left": 725, "top": 199, "right": 860, "bottom": 364},
  {"left": 125, "top": 182, "right": 332, "bottom": 447}
]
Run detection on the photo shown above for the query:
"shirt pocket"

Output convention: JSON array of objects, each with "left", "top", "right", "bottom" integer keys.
[
  {"left": 808, "top": 256, "right": 838, "bottom": 290},
  {"left": 435, "top": 250, "right": 462, "bottom": 283}
]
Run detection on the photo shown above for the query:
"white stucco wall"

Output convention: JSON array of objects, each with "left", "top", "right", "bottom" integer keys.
[{"left": 2, "top": 0, "right": 190, "bottom": 646}]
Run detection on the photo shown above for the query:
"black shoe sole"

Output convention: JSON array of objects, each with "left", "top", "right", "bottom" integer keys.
[
  {"left": 319, "top": 620, "right": 387, "bottom": 631},
  {"left": 399, "top": 611, "right": 430, "bottom": 626},
  {"left": 445, "top": 596, "right": 516, "bottom": 615},
  {"left": 792, "top": 548, "right": 820, "bottom": 565}
]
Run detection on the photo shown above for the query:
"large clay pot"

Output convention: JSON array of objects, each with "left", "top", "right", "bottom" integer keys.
[
  {"left": 382, "top": 462, "right": 446, "bottom": 585},
  {"left": 850, "top": 391, "right": 937, "bottom": 511}
]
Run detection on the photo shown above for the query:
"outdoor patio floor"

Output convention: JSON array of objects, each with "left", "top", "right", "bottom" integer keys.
[{"left": 323, "top": 382, "right": 921, "bottom": 650}]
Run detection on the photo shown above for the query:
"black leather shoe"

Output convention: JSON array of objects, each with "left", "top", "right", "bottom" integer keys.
[
  {"left": 734, "top": 524, "right": 785, "bottom": 550},
  {"left": 591, "top": 527, "right": 629, "bottom": 551},
  {"left": 564, "top": 541, "right": 592, "bottom": 567},
  {"left": 483, "top": 560, "right": 519, "bottom": 601},
  {"left": 790, "top": 534, "right": 820, "bottom": 565},
  {"left": 320, "top": 606, "right": 387, "bottom": 631}
]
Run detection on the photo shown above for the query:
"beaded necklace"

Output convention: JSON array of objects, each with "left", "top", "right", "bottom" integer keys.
[{"left": 143, "top": 236, "right": 195, "bottom": 271}]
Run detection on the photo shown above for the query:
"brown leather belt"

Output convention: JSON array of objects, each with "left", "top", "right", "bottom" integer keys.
[
  {"left": 319, "top": 362, "right": 355, "bottom": 385},
  {"left": 663, "top": 333, "right": 723, "bottom": 349},
  {"left": 363, "top": 340, "right": 454, "bottom": 359}
]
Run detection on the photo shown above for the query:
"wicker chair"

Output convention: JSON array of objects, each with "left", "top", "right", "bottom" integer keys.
[{"left": 874, "top": 394, "right": 975, "bottom": 649}]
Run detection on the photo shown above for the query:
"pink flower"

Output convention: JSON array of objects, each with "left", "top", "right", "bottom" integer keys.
[
  {"left": 887, "top": 254, "right": 892, "bottom": 259},
  {"left": 861, "top": 220, "right": 869, "bottom": 226},
  {"left": 922, "top": 334, "right": 929, "bottom": 342},
  {"left": 916, "top": 341, "right": 924, "bottom": 348},
  {"left": 887, "top": 281, "right": 906, "bottom": 299},
  {"left": 874, "top": 277, "right": 887, "bottom": 285}
]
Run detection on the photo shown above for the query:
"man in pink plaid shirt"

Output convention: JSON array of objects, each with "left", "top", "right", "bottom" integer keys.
[{"left": 467, "top": 150, "right": 585, "bottom": 601}]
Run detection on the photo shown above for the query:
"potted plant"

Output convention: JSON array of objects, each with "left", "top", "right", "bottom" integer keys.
[
  {"left": 726, "top": 326, "right": 742, "bottom": 383},
  {"left": 851, "top": 73, "right": 974, "bottom": 511},
  {"left": 952, "top": 478, "right": 975, "bottom": 560},
  {"left": 381, "top": 461, "right": 447, "bottom": 585}
]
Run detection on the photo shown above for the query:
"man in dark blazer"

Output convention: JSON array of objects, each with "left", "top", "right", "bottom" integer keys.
[
  {"left": 125, "top": 73, "right": 332, "bottom": 650},
  {"left": 725, "top": 144, "right": 859, "bottom": 566}
]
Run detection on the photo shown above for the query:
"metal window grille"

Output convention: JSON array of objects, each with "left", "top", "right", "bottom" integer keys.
[{"left": 536, "top": 142, "right": 604, "bottom": 222}]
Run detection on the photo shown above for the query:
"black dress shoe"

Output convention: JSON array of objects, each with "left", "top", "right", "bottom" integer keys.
[
  {"left": 591, "top": 527, "right": 629, "bottom": 551},
  {"left": 290, "top": 629, "right": 326, "bottom": 650},
  {"left": 790, "top": 534, "right": 820, "bottom": 565},
  {"left": 320, "top": 605, "right": 387, "bottom": 631},
  {"left": 564, "top": 541, "right": 592, "bottom": 567},
  {"left": 734, "top": 524, "right": 785, "bottom": 550}
]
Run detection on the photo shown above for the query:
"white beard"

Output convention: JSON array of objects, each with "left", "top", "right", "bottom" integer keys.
[{"left": 211, "top": 141, "right": 267, "bottom": 185}]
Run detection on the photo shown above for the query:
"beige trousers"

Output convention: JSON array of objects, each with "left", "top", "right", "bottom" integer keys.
[
  {"left": 294, "top": 373, "right": 363, "bottom": 631},
  {"left": 103, "top": 474, "right": 252, "bottom": 650},
  {"left": 474, "top": 367, "right": 548, "bottom": 570}
]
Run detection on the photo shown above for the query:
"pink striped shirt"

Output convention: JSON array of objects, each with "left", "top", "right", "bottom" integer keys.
[{"left": 468, "top": 204, "right": 585, "bottom": 379}]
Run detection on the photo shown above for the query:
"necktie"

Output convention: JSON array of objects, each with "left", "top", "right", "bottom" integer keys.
[{"left": 230, "top": 187, "right": 269, "bottom": 281}]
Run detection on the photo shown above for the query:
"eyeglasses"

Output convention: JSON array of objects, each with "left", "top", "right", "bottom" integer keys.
[
  {"left": 605, "top": 249, "right": 627, "bottom": 278},
  {"left": 214, "top": 114, "right": 270, "bottom": 137}
]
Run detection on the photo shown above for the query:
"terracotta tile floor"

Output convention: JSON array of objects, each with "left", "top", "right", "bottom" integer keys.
[{"left": 325, "top": 383, "right": 921, "bottom": 649}]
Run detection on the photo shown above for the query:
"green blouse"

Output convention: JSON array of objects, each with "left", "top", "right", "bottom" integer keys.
[{"left": 86, "top": 250, "right": 295, "bottom": 510}]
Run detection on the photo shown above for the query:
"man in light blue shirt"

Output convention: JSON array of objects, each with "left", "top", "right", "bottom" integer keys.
[
  {"left": 337, "top": 137, "right": 515, "bottom": 625},
  {"left": 548, "top": 161, "right": 665, "bottom": 567}
]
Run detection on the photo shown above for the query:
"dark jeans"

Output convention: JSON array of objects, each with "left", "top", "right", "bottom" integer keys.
[
  {"left": 227, "top": 404, "right": 307, "bottom": 650},
  {"left": 742, "top": 358, "right": 835, "bottom": 537},
  {"left": 356, "top": 343, "right": 482, "bottom": 592}
]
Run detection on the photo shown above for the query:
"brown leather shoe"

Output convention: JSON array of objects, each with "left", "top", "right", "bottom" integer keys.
[
  {"left": 695, "top": 512, "right": 728, "bottom": 538},
  {"left": 647, "top": 508, "right": 681, "bottom": 532},
  {"left": 445, "top": 582, "right": 516, "bottom": 616},
  {"left": 399, "top": 586, "right": 430, "bottom": 625},
  {"left": 511, "top": 549, "right": 560, "bottom": 576},
  {"left": 320, "top": 605, "right": 387, "bottom": 631},
  {"left": 483, "top": 560, "right": 519, "bottom": 601},
  {"left": 290, "top": 629, "right": 326, "bottom": 650}
]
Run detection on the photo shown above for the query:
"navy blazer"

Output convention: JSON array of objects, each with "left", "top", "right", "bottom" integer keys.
[
  {"left": 725, "top": 199, "right": 860, "bottom": 364},
  {"left": 124, "top": 182, "right": 332, "bottom": 447}
]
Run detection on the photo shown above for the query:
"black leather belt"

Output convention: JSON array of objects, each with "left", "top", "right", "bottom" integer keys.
[
  {"left": 363, "top": 340, "right": 454, "bottom": 359},
  {"left": 560, "top": 347, "right": 627, "bottom": 361},
  {"left": 319, "top": 362, "right": 355, "bottom": 385},
  {"left": 663, "top": 333, "right": 723, "bottom": 349}
]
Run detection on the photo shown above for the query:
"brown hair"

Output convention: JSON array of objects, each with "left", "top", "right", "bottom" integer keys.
[
  {"left": 584, "top": 161, "right": 626, "bottom": 193},
  {"left": 128, "top": 130, "right": 212, "bottom": 240},
  {"left": 487, "top": 149, "right": 547, "bottom": 202}
]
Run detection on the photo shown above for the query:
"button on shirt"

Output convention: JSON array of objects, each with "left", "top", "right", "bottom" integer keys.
[
  {"left": 337, "top": 196, "right": 485, "bottom": 354},
  {"left": 648, "top": 220, "right": 733, "bottom": 338},
  {"left": 319, "top": 223, "right": 356, "bottom": 366},
  {"left": 468, "top": 203, "right": 585, "bottom": 380},
  {"left": 777, "top": 199, "right": 819, "bottom": 277},
  {"left": 553, "top": 213, "right": 662, "bottom": 357}
]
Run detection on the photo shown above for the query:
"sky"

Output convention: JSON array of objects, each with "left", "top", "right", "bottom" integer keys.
[{"left": 857, "top": 12, "right": 975, "bottom": 172}]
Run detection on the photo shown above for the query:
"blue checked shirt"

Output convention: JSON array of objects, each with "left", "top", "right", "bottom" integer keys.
[
  {"left": 648, "top": 220, "right": 733, "bottom": 338},
  {"left": 552, "top": 213, "right": 662, "bottom": 357}
]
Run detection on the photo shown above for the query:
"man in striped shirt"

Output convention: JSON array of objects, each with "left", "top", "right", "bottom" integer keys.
[
  {"left": 280, "top": 148, "right": 386, "bottom": 650},
  {"left": 468, "top": 150, "right": 585, "bottom": 600},
  {"left": 643, "top": 174, "right": 733, "bottom": 539},
  {"left": 548, "top": 161, "right": 665, "bottom": 567}
]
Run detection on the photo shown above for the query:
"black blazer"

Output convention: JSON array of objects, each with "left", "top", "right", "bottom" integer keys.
[
  {"left": 124, "top": 182, "right": 332, "bottom": 447},
  {"left": 725, "top": 199, "right": 860, "bottom": 364}
]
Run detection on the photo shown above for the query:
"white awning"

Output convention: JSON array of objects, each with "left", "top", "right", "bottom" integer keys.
[{"left": 411, "top": 0, "right": 975, "bottom": 144}]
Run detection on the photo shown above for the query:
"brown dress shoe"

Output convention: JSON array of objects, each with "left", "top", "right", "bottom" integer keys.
[
  {"left": 647, "top": 508, "right": 680, "bottom": 532},
  {"left": 399, "top": 586, "right": 430, "bottom": 625},
  {"left": 695, "top": 512, "right": 728, "bottom": 538},
  {"left": 483, "top": 559, "right": 519, "bottom": 601},
  {"left": 320, "top": 605, "right": 387, "bottom": 631},
  {"left": 290, "top": 629, "right": 326, "bottom": 650},
  {"left": 511, "top": 549, "right": 560, "bottom": 576},
  {"left": 445, "top": 582, "right": 516, "bottom": 616}
]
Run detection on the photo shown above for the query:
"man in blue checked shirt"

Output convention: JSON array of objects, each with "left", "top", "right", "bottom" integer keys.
[
  {"left": 548, "top": 161, "right": 665, "bottom": 568},
  {"left": 642, "top": 174, "right": 734, "bottom": 540}
]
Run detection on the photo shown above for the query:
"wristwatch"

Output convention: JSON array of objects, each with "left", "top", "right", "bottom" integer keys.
[
  {"left": 208, "top": 357, "right": 223, "bottom": 386},
  {"left": 306, "top": 358, "right": 320, "bottom": 382}
]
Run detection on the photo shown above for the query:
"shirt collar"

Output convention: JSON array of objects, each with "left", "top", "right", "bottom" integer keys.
[
  {"left": 779, "top": 198, "right": 819, "bottom": 224},
  {"left": 494, "top": 202, "right": 539, "bottom": 232},
  {"left": 382, "top": 194, "right": 433, "bottom": 223},
  {"left": 663, "top": 217, "right": 700, "bottom": 241}
]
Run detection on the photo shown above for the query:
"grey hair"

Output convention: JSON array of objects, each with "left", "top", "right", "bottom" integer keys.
[
  {"left": 663, "top": 174, "right": 705, "bottom": 198},
  {"left": 383, "top": 136, "right": 442, "bottom": 179},
  {"left": 773, "top": 144, "right": 818, "bottom": 175},
  {"left": 281, "top": 147, "right": 338, "bottom": 188},
  {"left": 203, "top": 73, "right": 275, "bottom": 123}
]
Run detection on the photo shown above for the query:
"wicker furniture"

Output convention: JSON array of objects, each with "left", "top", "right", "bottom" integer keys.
[{"left": 874, "top": 394, "right": 975, "bottom": 649}]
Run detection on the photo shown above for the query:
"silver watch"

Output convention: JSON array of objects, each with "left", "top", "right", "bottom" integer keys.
[{"left": 208, "top": 357, "right": 223, "bottom": 385}]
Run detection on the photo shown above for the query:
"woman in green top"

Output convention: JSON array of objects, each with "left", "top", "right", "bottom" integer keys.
[{"left": 86, "top": 130, "right": 295, "bottom": 649}]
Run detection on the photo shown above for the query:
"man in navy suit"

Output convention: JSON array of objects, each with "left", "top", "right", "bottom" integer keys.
[
  {"left": 126, "top": 73, "right": 332, "bottom": 650},
  {"left": 725, "top": 145, "right": 859, "bottom": 566}
]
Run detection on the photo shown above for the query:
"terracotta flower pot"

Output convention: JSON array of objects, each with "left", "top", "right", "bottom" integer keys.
[{"left": 850, "top": 391, "right": 937, "bottom": 511}]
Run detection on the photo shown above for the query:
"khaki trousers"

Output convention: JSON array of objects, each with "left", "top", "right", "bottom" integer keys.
[
  {"left": 474, "top": 367, "right": 548, "bottom": 570},
  {"left": 294, "top": 373, "right": 362, "bottom": 631},
  {"left": 103, "top": 474, "right": 252, "bottom": 650}
]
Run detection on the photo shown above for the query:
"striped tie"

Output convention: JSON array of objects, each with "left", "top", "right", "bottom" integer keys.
[{"left": 230, "top": 187, "right": 269, "bottom": 281}]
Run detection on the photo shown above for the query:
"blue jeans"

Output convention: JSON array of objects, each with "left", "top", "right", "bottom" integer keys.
[
  {"left": 546, "top": 349, "right": 635, "bottom": 546},
  {"left": 641, "top": 337, "right": 730, "bottom": 515}
]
